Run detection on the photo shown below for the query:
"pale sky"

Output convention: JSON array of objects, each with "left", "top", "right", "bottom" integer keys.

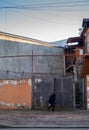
[{"left": 0, "top": 0, "right": 89, "bottom": 42}]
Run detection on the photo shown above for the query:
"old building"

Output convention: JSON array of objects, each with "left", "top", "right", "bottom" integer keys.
[
  {"left": 65, "top": 18, "right": 89, "bottom": 110},
  {"left": 64, "top": 36, "right": 83, "bottom": 109},
  {"left": 0, "top": 31, "right": 66, "bottom": 109},
  {"left": 80, "top": 19, "right": 89, "bottom": 110}
]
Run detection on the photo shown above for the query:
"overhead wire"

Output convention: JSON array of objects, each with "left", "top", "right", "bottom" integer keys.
[
  {"left": 0, "top": 0, "right": 89, "bottom": 10},
  {"left": 1, "top": 4, "right": 89, "bottom": 9},
  {"left": 0, "top": 0, "right": 88, "bottom": 26},
  {"left": 0, "top": 0, "right": 89, "bottom": 6},
  {"left": 0, "top": 0, "right": 81, "bottom": 25},
  {"left": 0, "top": 0, "right": 87, "bottom": 41},
  {"left": 0, "top": 0, "right": 56, "bottom": 26}
]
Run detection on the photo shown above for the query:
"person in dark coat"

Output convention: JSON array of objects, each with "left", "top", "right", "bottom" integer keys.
[{"left": 48, "top": 92, "right": 56, "bottom": 111}]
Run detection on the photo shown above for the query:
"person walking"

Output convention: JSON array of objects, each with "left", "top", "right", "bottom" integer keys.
[{"left": 48, "top": 92, "right": 56, "bottom": 111}]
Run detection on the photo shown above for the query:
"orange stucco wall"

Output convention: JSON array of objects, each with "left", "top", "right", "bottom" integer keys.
[{"left": 0, "top": 79, "right": 32, "bottom": 109}]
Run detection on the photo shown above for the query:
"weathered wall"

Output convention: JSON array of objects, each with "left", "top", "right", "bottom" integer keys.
[
  {"left": 0, "top": 39, "right": 64, "bottom": 109},
  {"left": 54, "top": 77, "right": 74, "bottom": 109},
  {"left": 33, "top": 76, "right": 74, "bottom": 110},
  {"left": 0, "top": 79, "right": 32, "bottom": 109},
  {"left": 33, "top": 78, "right": 54, "bottom": 109},
  {"left": 0, "top": 40, "right": 64, "bottom": 79}
]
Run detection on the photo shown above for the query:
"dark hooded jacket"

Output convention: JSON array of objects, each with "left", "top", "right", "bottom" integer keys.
[{"left": 49, "top": 93, "right": 56, "bottom": 105}]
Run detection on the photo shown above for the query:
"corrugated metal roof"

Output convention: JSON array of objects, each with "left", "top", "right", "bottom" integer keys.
[
  {"left": 50, "top": 39, "right": 67, "bottom": 47},
  {"left": 67, "top": 37, "right": 83, "bottom": 43},
  {"left": 0, "top": 31, "right": 55, "bottom": 47}
]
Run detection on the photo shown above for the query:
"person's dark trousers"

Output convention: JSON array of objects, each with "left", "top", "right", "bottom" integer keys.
[
  {"left": 52, "top": 104, "right": 55, "bottom": 111},
  {"left": 52, "top": 106, "right": 55, "bottom": 111}
]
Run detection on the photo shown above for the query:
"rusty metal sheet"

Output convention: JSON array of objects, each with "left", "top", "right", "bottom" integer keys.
[{"left": 81, "top": 55, "right": 89, "bottom": 78}]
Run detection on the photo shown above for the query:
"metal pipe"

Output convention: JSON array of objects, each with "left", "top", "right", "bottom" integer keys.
[{"left": 0, "top": 54, "right": 83, "bottom": 58}]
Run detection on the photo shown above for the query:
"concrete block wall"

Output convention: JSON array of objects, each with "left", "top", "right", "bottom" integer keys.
[
  {"left": 0, "top": 39, "right": 65, "bottom": 109},
  {"left": 32, "top": 76, "right": 74, "bottom": 110},
  {"left": 0, "top": 40, "right": 64, "bottom": 79}
]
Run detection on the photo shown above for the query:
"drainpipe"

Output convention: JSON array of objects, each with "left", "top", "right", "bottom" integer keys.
[
  {"left": 73, "top": 80, "right": 76, "bottom": 110},
  {"left": 63, "top": 55, "right": 66, "bottom": 76},
  {"left": 61, "top": 78, "right": 64, "bottom": 108},
  {"left": 31, "top": 50, "right": 34, "bottom": 109},
  {"left": 54, "top": 78, "right": 56, "bottom": 92}
]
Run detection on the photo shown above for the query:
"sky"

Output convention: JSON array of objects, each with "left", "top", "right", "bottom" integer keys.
[{"left": 0, "top": 0, "right": 89, "bottom": 42}]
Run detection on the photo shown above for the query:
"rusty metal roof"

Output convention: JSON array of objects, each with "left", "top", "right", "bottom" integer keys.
[
  {"left": 67, "top": 37, "right": 83, "bottom": 43},
  {"left": 81, "top": 54, "right": 89, "bottom": 78}
]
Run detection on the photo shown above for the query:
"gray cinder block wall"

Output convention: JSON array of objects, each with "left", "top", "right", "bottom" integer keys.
[
  {"left": 0, "top": 39, "right": 75, "bottom": 110},
  {"left": 33, "top": 76, "right": 74, "bottom": 110},
  {"left": 0, "top": 40, "right": 64, "bottom": 79}
]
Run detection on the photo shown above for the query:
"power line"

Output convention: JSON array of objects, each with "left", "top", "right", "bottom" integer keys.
[
  {"left": 0, "top": 3, "right": 89, "bottom": 10},
  {"left": 0, "top": 0, "right": 89, "bottom": 10},
  {"left": 0, "top": 2, "right": 79, "bottom": 26},
  {"left": 0, "top": 0, "right": 89, "bottom": 6},
  {"left": 0, "top": 0, "right": 85, "bottom": 30},
  {"left": 0, "top": 5, "right": 89, "bottom": 12},
  {"left": 0, "top": 4, "right": 89, "bottom": 9}
]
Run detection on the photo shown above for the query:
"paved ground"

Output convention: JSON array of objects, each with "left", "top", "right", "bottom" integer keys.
[
  {"left": 0, "top": 110, "right": 89, "bottom": 128},
  {"left": 0, "top": 128, "right": 89, "bottom": 130}
]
